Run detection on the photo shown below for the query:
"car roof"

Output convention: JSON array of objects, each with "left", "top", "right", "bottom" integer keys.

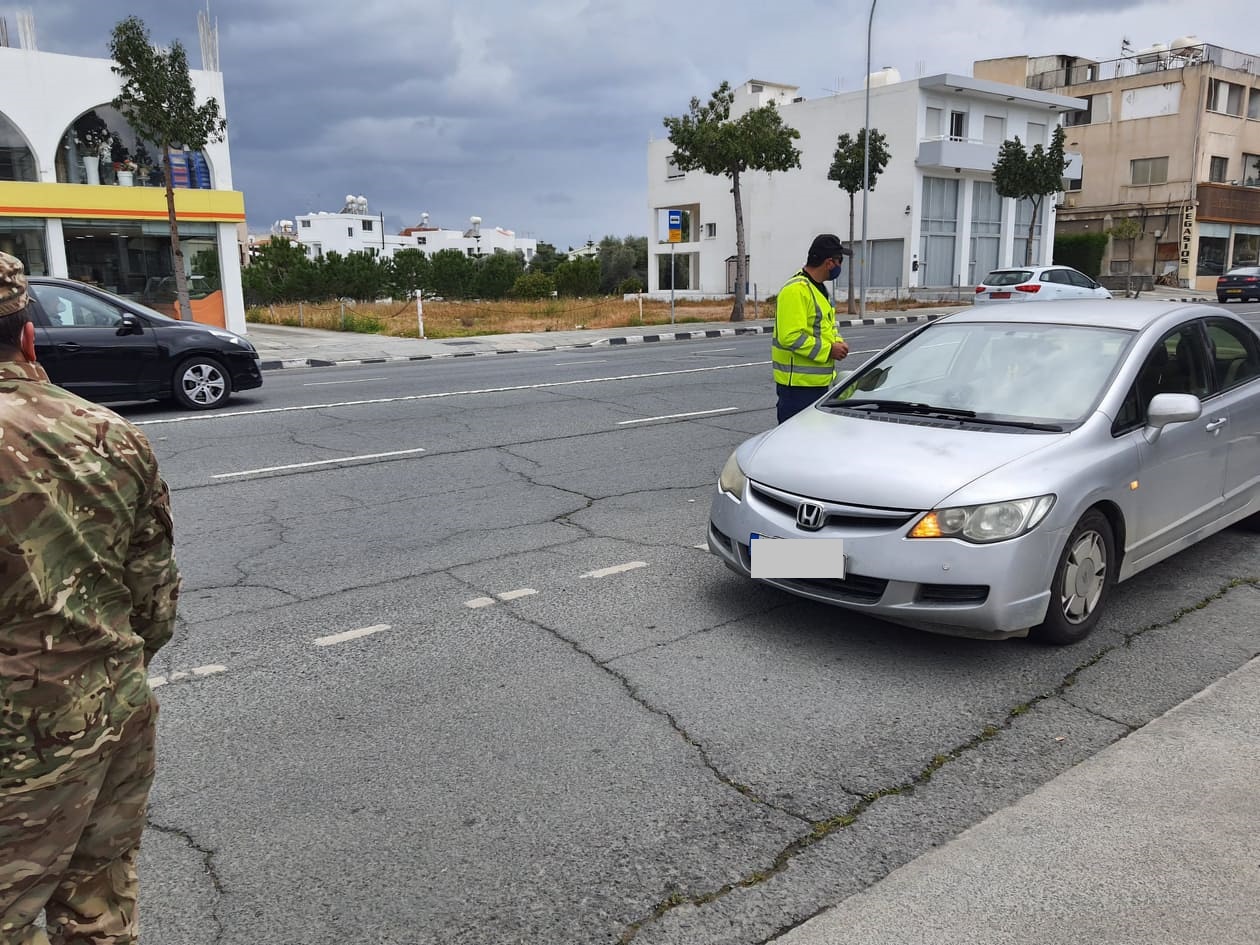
[
  {"left": 984, "top": 265, "right": 1073, "bottom": 274},
  {"left": 942, "top": 300, "right": 1227, "bottom": 332}
]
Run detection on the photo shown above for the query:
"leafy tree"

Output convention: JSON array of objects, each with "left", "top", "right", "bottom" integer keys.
[
  {"left": 475, "top": 251, "right": 526, "bottom": 300},
  {"left": 597, "top": 235, "right": 640, "bottom": 294},
  {"left": 993, "top": 125, "right": 1068, "bottom": 266},
  {"left": 1107, "top": 217, "right": 1143, "bottom": 298},
  {"left": 429, "top": 249, "right": 477, "bottom": 299},
  {"left": 337, "top": 251, "right": 386, "bottom": 302},
  {"left": 617, "top": 276, "right": 645, "bottom": 295},
  {"left": 109, "top": 16, "right": 226, "bottom": 321},
  {"left": 1053, "top": 232, "right": 1108, "bottom": 279},
  {"left": 663, "top": 81, "right": 801, "bottom": 321},
  {"left": 553, "top": 257, "right": 600, "bottom": 297},
  {"left": 828, "top": 128, "right": 890, "bottom": 313},
  {"left": 387, "top": 248, "right": 430, "bottom": 299},
  {"left": 511, "top": 271, "right": 555, "bottom": 300},
  {"left": 529, "top": 242, "right": 562, "bottom": 275},
  {"left": 241, "top": 239, "right": 317, "bottom": 305}
]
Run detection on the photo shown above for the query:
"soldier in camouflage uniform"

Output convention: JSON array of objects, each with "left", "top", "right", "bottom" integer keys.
[{"left": 0, "top": 252, "right": 181, "bottom": 945}]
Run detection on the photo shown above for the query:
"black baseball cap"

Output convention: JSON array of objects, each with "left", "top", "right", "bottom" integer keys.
[{"left": 807, "top": 234, "right": 853, "bottom": 264}]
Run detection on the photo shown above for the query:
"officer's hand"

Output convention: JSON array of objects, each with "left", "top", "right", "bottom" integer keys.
[{"left": 830, "top": 341, "right": 850, "bottom": 361}]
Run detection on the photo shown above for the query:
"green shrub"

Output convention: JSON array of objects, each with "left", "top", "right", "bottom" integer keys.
[
  {"left": 617, "top": 276, "right": 645, "bottom": 295},
  {"left": 511, "top": 271, "right": 555, "bottom": 300},
  {"left": 1054, "top": 232, "right": 1109, "bottom": 278}
]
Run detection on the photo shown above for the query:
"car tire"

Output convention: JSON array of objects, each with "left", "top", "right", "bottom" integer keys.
[
  {"left": 1218, "top": 295, "right": 1228, "bottom": 303},
  {"left": 1031, "top": 509, "right": 1115, "bottom": 646},
  {"left": 172, "top": 355, "right": 232, "bottom": 410}
]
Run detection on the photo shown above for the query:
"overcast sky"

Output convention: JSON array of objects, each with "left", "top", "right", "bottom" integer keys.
[{"left": 7, "top": 0, "right": 1244, "bottom": 249}]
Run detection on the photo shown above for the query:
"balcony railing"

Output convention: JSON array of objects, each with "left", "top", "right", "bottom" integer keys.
[{"left": 1027, "top": 43, "right": 1260, "bottom": 91}]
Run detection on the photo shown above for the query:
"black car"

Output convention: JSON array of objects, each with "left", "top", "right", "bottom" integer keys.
[
  {"left": 1217, "top": 266, "right": 1260, "bottom": 303},
  {"left": 26, "top": 277, "right": 262, "bottom": 409}
]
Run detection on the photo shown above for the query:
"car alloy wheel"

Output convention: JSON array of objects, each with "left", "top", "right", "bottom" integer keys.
[
  {"left": 1031, "top": 508, "right": 1115, "bottom": 645},
  {"left": 173, "top": 356, "right": 231, "bottom": 410}
]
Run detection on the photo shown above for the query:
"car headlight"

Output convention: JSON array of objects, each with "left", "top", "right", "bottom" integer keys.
[
  {"left": 208, "top": 329, "right": 244, "bottom": 345},
  {"left": 908, "top": 495, "right": 1055, "bottom": 543},
  {"left": 718, "top": 451, "right": 747, "bottom": 499}
]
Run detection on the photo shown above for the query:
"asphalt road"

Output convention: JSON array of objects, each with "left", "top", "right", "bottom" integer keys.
[{"left": 115, "top": 306, "right": 1260, "bottom": 945}]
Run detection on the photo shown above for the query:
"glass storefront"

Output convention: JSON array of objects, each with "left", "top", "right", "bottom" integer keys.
[
  {"left": 1231, "top": 232, "right": 1260, "bottom": 268},
  {"left": 62, "top": 220, "right": 220, "bottom": 309},
  {"left": 56, "top": 106, "right": 212, "bottom": 189},
  {"left": 0, "top": 219, "right": 48, "bottom": 275},
  {"left": 1197, "top": 236, "right": 1228, "bottom": 276}
]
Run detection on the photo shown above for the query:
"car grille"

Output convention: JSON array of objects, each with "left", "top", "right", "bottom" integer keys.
[
  {"left": 916, "top": 584, "right": 990, "bottom": 604},
  {"left": 776, "top": 574, "right": 889, "bottom": 603},
  {"left": 748, "top": 483, "right": 917, "bottom": 530}
]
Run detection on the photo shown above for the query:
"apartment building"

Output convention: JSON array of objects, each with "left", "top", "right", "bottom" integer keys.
[
  {"left": 0, "top": 18, "right": 248, "bottom": 331},
  {"left": 977, "top": 40, "right": 1260, "bottom": 291},
  {"left": 646, "top": 75, "right": 1083, "bottom": 299}
]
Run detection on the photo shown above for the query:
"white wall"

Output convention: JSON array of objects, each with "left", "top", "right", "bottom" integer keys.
[{"left": 294, "top": 211, "right": 537, "bottom": 262}]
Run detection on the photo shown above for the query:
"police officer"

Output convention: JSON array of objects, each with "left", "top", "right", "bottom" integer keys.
[
  {"left": 772, "top": 234, "right": 852, "bottom": 423},
  {"left": 0, "top": 252, "right": 181, "bottom": 944}
]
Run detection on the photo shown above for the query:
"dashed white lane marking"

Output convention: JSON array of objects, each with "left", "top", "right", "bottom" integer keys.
[
  {"left": 314, "top": 624, "right": 391, "bottom": 647},
  {"left": 580, "top": 561, "right": 648, "bottom": 579},
  {"left": 465, "top": 597, "right": 496, "bottom": 608},
  {"left": 149, "top": 664, "right": 226, "bottom": 688},
  {"left": 555, "top": 358, "right": 608, "bottom": 365},
  {"left": 618, "top": 407, "right": 739, "bottom": 426},
  {"left": 302, "top": 376, "right": 390, "bottom": 386},
  {"left": 693, "top": 543, "right": 709, "bottom": 550},
  {"left": 213, "top": 447, "right": 426, "bottom": 479},
  {"left": 133, "top": 362, "right": 770, "bottom": 425},
  {"left": 496, "top": 588, "right": 538, "bottom": 601}
]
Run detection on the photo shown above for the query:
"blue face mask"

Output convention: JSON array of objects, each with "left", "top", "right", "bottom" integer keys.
[{"left": 827, "top": 263, "right": 844, "bottom": 281}]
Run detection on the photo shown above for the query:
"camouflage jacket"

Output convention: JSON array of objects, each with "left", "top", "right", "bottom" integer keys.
[{"left": 1, "top": 360, "right": 180, "bottom": 792}]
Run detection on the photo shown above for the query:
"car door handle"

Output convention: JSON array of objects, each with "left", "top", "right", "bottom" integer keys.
[
  {"left": 1204, "top": 417, "right": 1228, "bottom": 433},
  {"left": 56, "top": 341, "right": 80, "bottom": 351}
]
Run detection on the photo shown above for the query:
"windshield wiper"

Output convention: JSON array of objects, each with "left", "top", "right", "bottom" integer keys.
[
  {"left": 828, "top": 398, "right": 977, "bottom": 418},
  {"left": 968, "top": 417, "right": 1064, "bottom": 432}
]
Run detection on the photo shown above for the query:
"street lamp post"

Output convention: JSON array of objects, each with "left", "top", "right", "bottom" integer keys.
[{"left": 860, "top": 0, "right": 878, "bottom": 318}]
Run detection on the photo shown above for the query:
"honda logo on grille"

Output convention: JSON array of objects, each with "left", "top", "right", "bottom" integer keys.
[{"left": 796, "top": 502, "right": 825, "bottom": 531}]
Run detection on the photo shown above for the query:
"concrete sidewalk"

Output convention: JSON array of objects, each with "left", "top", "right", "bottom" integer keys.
[
  {"left": 243, "top": 288, "right": 1215, "bottom": 371},
  {"left": 779, "top": 654, "right": 1260, "bottom": 945}
]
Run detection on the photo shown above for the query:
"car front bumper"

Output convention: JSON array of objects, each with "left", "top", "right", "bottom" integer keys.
[
  {"left": 708, "top": 483, "right": 1067, "bottom": 638},
  {"left": 228, "top": 352, "right": 264, "bottom": 392}
]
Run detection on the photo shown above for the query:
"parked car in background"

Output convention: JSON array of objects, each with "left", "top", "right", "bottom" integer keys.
[
  {"left": 1216, "top": 266, "right": 1260, "bottom": 303},
  {"left": 708, "top": 301, "right": 1260, "bottom": 645},
  {"left": 975, "top": 265, "right": 1112, "bottom": 303},
  {"left": 26, "top": 277, "right": 262, "bottom": 409}
]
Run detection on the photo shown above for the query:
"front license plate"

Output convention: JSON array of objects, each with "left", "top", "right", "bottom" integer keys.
[
  {"left": 750, "top": 536, "right": 846, "bottom": 580},
  {"left": 989, "top": 291, "right": 1011, "bottom": 299}
]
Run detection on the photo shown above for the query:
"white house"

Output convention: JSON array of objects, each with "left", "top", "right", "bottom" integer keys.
[
  {"left": 0, "top": 16, "right": 247, "bottom": 332},
  {"left": 286, "top": 200, "right": 537, "bottom": 264},
  {"left": 647, "top": 74, "right": 1085, "bottom": 299}
]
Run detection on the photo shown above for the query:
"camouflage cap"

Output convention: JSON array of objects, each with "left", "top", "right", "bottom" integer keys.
[{"left": 0, "top": 251, "right": 28, "bottom": 317}]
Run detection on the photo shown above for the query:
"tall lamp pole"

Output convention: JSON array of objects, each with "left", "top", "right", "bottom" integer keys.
[{"left": 860, "top": 0, "right": 877, "bottom": 317}]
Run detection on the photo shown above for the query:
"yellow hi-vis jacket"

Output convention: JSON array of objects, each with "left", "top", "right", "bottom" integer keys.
[{"left": 773, "top": 271, "right": 841, "bottom": 388}]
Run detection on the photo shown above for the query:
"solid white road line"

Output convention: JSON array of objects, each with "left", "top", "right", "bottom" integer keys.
[
  {"left": 496, "top": 588, "right": 538, "bottom": 601},
  {"left": 149, "top": 664, "right": 227, "bottom": 688},
  {"left": 314, "top": 624, "right": 391, "bottom": 647},
  {"left": 580, "top": 561, "right": 648, "bottom": 579},
  {"left": 465, "top": 597, "right": 496, "bottom": 609},
  {"left": 134, "top": 361, "right": 770, "bottom": 425},
  {"left": 555, "top": 358, "right": 608, "bottom": 365},
  {"left": 618, "top": 407, "right": 739, "bottom": 425},
  {"left": 302, "top": 376, "right": 390, "bottom": 386},
  {"left": 214, "top": 447, "right": 426, "bottom": 479}
]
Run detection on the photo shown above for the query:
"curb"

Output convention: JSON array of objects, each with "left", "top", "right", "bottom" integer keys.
[{"left": 257, "top": 311, "right": 951, "bottom": 372}]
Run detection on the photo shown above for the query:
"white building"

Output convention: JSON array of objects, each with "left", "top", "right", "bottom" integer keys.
[
  {"left": 287, "top": 200, "right": 537, "bottom": 264},
  {"left": 0, "top": 16, "right": 247, "bottom": 333},
  {"left": 646, "top": 74, "right": 1085, "bottom": 299}
]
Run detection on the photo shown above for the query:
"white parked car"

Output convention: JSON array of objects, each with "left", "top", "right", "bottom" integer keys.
[{"left": 976, "top": 266, "right": 1112, "bottom": 303}]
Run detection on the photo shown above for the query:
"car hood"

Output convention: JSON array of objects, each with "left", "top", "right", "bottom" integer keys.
[{"left": 744, "top": 407, "right": 1062, "bottom": 509}]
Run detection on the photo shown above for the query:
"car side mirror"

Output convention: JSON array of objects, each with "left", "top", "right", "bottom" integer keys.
[
  {"left": 116, "top": 314, "right": 143, "bottom": 336},
  {"left": 1143, "top": 393, "right": 1201, "bottom": 443}
]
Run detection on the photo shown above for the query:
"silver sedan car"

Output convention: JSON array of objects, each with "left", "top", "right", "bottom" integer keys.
[{"left": 709, "top": 301, "right": 1260, "bottom": 644}]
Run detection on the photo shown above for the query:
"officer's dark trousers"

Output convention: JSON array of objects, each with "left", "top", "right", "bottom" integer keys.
[{"left": 776, "top": 384, "right": 824, "bottom": 424}]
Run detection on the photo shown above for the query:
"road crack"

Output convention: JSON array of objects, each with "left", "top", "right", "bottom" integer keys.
[{"left": 145, "top": 817, "right": 226, "bottom": 944}]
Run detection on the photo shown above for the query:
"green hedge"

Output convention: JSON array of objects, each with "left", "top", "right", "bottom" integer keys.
[{"left": 1053, "top": 232, "right": 1108, "bottom": 278}]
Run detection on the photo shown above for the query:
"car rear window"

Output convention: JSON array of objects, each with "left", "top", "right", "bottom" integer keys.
[{"left": 983, "top": 270, "right": 1032, "bottom": 286}]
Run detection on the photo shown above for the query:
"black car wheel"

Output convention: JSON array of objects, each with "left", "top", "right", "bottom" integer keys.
[
  {"left": 172, "top": 355, "right": 231, "bottom": 409},
  {"left": 1218, "top": 295, "right": 1228, "bottom": 303},
  {"left": 1031, "top": 509, "right": 1115, "bottom": 646}
]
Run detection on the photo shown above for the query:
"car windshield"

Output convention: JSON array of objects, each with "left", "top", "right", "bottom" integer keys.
[
  {"left": 824, "top": 321, "right": 1136, "bottom": 427},
  {"left": 982, "top": 270, "right": 1032, "bottom": 287}
]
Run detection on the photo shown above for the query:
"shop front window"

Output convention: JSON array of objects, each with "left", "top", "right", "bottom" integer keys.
[
  {"left": 62, "top": 220, "right": 219, "bottom": 312},
  {"left": 1232, "top": 233, "right": 1260, "bottom": 268},
  {"left": 1196, "top": 236, "right": 1228, "bottom": 276},
  {"left": 0, "top": 219, "right": 48, "bottom": 275},
  {"left": 56, "top": 106, "right": 213, "bottom": 189},
  {"left": 0, "top": 112, "right": 37, "bottom": 181}
]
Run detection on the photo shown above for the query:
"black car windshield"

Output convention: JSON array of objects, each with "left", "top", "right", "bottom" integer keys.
[
  {"left": 826, "top": 321, "right": 1136, "bottom": 426},
  {"left": 982, "top": 270, "right": 1033, "bottom": 286}
]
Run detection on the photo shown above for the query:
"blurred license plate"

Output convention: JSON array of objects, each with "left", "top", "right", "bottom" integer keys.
[
  {"left": 1227, "top": 288, "right": 1242, "bottom": 294},
  {"left": 750, "top": 535, "right": 846, "bottom": 579},
  {"left": 989, "top": 291, "right": 1011, "bottom": 299}
]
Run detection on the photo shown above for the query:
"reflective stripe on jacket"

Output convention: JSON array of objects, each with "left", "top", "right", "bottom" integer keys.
[{"left": 773, "top": 272, "right": 839, "bottom": 388}]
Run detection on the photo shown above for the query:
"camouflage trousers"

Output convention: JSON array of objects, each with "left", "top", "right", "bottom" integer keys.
[{"left": 0, "top": 697, "right": 157, "bottom": 945}]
